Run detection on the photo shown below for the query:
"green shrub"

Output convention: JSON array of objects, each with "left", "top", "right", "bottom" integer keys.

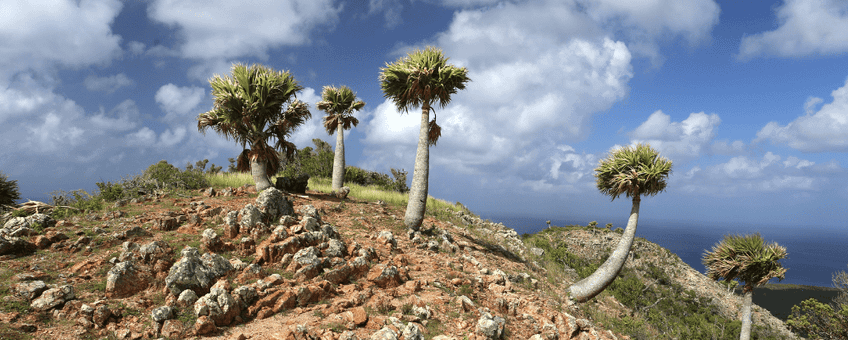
[
  {"left": 787, "top": 298, "right": 848, "bottom": 339},
  {"left": 142, "top": 160, "right": 208, "bottom": 191}
]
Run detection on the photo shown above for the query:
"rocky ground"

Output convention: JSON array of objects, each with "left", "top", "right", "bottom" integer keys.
[{"left": 0, "top": 185, "right": 799, "bottom": 340}]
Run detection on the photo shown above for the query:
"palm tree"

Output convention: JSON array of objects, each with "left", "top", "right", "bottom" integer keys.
[
  {"left": 316, "top": 85, "right": 365, "bottom": 191},
  {"left": 568, "top": 143, "right": 672, "bottom": 302},
  {"left": 379, "top": 46, "right": 471, "bottom": 230},
  {"left": 703, "top": 233, "right": 788, "bottom": 340},
  {"left": 0, "top": 171, "right": 21, "bottom": 212},
  {"left": 197, "top": 63, "right": 311, "bottom": 192}
]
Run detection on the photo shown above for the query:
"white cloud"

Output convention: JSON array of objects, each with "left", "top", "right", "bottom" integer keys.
[
  {"left": 368, "top": 0, "right": 404, "bottom": 28},
  {"left": 90, "top": 100, "right": 141, "bottom": 132},
  {"left": 675, "top": 152, "right": 842, "bottom": 194},
  {"left": 155, "top": 84, "right": 206, "bottom": 122},
  {"left": 738, "top": 0, "right": 848, "bottom": 60},
  {"left": 127, "top": 41, "right": 146, "bottom": 56},
  {"left": 361, "top": 0, "right": 722, "bottom": 192},
  {"left": 629, "top": 110, "right": 721, "bottom": 161},
  {"left": 84, "top": 73, "right": 134, "bottom": 93},
  {"left": 0, "top": 0, "right": 123, "bottom": 79},
  {"left": 148, "top": 0, "right": 341, "bottom": 60},
  {"left": 756, "top": 77, "right": 848, "bottom": 152}
]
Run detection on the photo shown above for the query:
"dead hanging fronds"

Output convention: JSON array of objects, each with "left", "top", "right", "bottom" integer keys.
[{"left": 427, "top": 109, "right": 442, "bottom": 146}]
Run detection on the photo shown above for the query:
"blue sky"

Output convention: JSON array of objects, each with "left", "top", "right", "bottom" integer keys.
[{"left": 2, "top": 0, "right": 848, "bottom": 230}]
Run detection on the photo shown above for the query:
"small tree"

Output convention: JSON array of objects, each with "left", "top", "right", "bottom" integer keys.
[
  {"left": 0, "top": 171, "right": 21, "bottom": 211},
  {"left": 703, "top": 233, "right": 788, "bottom": 340}
]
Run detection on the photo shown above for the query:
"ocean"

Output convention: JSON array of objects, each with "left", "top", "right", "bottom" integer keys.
[{"left": 480, "top": 213, "right": 848, "bottom": 288}]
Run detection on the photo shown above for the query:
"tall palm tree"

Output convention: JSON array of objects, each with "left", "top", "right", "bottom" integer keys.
[
  {"left": 316, "top": 85, "right": 365, "bottom": 191},
  {"left": 379, "top": 46, "right": 470, "bottom": 230},
  {"left": 197, "top": 63, "right": 311, "bottom": 192},
  {"left": 703, "top": 233, "right": 788, "bottom": 340},
  {"left": 568, "top": 143, "right": 672, "bottom": 302}
]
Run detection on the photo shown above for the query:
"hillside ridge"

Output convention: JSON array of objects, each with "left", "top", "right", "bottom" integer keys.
[{"left": 0, "top": 183, "right": 801, "bottom": 339}]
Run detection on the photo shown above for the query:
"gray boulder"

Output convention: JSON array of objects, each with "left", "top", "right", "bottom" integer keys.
[
  {"left": 30, "top": 285, "right": 74, "bottom": 311},
  {"left": 231, "top": 285, "right": 258, "bottom": 308},
  {"left": 138, "top": 240, "right": 171, "bottom": 263},
  {"left": 370, "top": 327, "right": 398, "bottom": 340},
  {"left": 324, "top": 239, "right": 346, "bottom": 258},
  {"left": 106, "top": 260, "right": 147, "bottom": 298},
  {"left": 194, "top": 287, "right": 240, "bottom": 326},
  {"left": 255, "top": 187, "right": 293, "bottom": 223},
  {"left": 293, "top": 247, "right": 321, "bottom": 267},
  {"left": 177, "top": 289, "right": 199, "bottom": 306},
  {"left": 165, "top": 247, "right": 213, "bottom": 296},
  {"left": 238, "top": 204, "right": 262, "bottom": 232},
  {"left": 401, "top": 323, "right": 424, "bottom": 340},
  {"left": 476, "top": 312, "right": 506, "bottom": 339},
  {"left": 17, "top": 280, "right": 47, "bottom": 300},
  {"left": 0, "top": 235, "right": 36, "bottom": 256},
  {"left": 151, "top": 306, "right": 174, "bottom": 323},
  {"left": 201, "top": 252, "right": 234, "bottom": 278}
]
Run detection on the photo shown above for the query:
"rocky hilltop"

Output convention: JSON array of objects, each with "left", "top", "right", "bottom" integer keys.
[{"left": 0, "top": 185, "right": 800, "bottom": 340}]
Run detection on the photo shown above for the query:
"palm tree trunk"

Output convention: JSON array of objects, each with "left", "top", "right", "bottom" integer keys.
[
  {"left": 569, "top": 196, "right": 641, "bottom": 302},
  {"left": 740, "top": 288, "right": 753, "bottom": 340},
  {"left": 332, "top": 127, "right": 345, "bottom": 191},
  {"left": 250, "top": 157, "right": 273, "bottom": 192},
  {"left": 404, "top": 103, "right": 430, "bottom": 230}
]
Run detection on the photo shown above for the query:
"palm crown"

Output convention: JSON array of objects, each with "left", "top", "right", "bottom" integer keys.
[
  {"left": 317, "top": 85, "right": 364, "bottom": 135},
  {"left": 595, "top": 143, "right": 673, "bottom": 201},
  {"left": 703, "top": 233, "right": 788, "bottom": 292},
  {"left": 197, "top": 63, "right": 311, "bottom": 175},
  {"left": 379, "top": 46, "right": 470, "bottom": 145}
]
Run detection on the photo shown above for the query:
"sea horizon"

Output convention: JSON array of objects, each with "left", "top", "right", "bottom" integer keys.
[{"left": 478, "top": 211, "right": 848, "bottom": 289}]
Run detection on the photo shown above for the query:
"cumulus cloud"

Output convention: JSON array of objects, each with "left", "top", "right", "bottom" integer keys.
[
  {"left": 755, "top": 77, "right": 848, "bottom": 152},
  {"left": 84, "top": 73, "right": 134, "bottom": 93},
  {"left": 738, "top": 0, "right": 848, "bottom": 60},
  {"left": 629, "top": 110, "right": 721, "bottom": 161},
  {"left": 0, "top": 0, "right": 123, "bottom": 79},
  {"left": 148, "top": 0, "right": 341, "bottom": 60},
  {"left": 675, "top": 152, "right": 843, "bottom": 194},
  {"left": 368, "top": 0, "right": 404, "bottom": 28},
  {"left": 289, "top": 88, "right": 335, "bottom": 149},
  {"left": 360, "top": 0, "right": 720, "bottom": 192},
  {"left": 155, "top": 84, "right": 206, "bottom": 122}
]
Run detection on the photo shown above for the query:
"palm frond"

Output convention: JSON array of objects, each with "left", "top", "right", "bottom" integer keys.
[
  {"left": 594, "top": 143, "right": 672, "bottom": 201},
  {"left": 378, "top": 46, "right": 471, "bottom": 113},
  {"left": 702, "top": 233, "right": 788, "bottom": 292}
]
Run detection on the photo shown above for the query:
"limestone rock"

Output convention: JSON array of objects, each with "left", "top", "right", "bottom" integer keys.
[
  {"left": 151, "top": 305, "right": 174, "bottom": 323},
  {"left": 367, "top": 264, "right": 402, "bottom": 288},
  {"left": 106, "top": 260, "right": 148, "bottom": 298},
  {"left": 402, "top": 323, "right": 424, "bottom": 340},
  {"left": 201, "top": 228, "right": 223, "bottom": 252},
  {"left": 17, "top": 280, "right": 47, "bottom": 300},
  {"left": 255, "top": 187, "right": 293, "bottom": 223},
  {"left": 238, "top": 204, "right": 263, "bottom": 233},
  {"left": 30, "top": 285, "right": 75, "bottom": 311},
  {"left": 194, "top": 315, "right": 218, "bottom": 335},
  {"left": 178, "top": 289, "right": 199, "bottom": 307},
  {"left": 0, "top": 235, "right": 36, "bottom": 256},
  {"left": 370, "top": 327, "right": 398, "bottom": 340},
  {"left": 476, "top": 312, "right": 505, "bottom": 339},
  {"left": 160, "top": 319, "right": 185, "bottom": 338},
  {"left": 92, "top": 304, "right": 111, "bottom": 328},
  {"left": 194, "top": 287, "right": 240, "bottom": 326},
  {"left": 165, "top": 247, "right": 214, "bottom": 296}
]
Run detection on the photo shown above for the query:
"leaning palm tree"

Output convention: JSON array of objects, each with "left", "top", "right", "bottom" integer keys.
[
  {"left": 379, "top": 46, "right": 471, "bottom": 230},
  {"left": 316, "top": 85, "right": 365, "bottom": 191},
  {"left": 703, "top": 233, "right": 788, "bottom": 340},
  {"left": 197, "top": 63, "right": 311, "bottom": 192},
  {"left": 568, "top": 143, "right": 672, "bottom": 302}
]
